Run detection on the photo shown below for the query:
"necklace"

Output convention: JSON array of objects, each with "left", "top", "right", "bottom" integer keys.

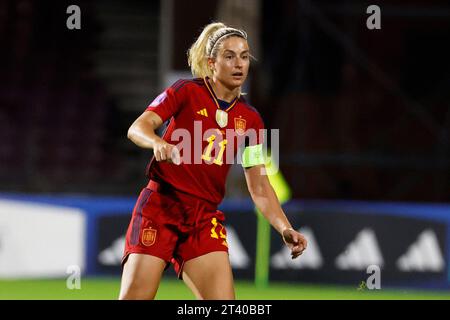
[{"left": 207, "top": 79, "right": 240, "bottom": 128}]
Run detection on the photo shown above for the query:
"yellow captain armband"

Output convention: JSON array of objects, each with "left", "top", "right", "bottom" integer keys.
[{"left": 241, "top": 144, "right": 265, "bottom": 168}]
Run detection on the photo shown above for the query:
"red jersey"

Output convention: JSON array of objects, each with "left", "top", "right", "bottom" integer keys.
[{"left": 145, "top": 78, "right": 264, "bottom": 206}]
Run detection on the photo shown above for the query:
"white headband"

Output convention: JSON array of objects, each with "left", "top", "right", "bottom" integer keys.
[{"left": 209, "top": 30, "right": 247, "bottom": 56}]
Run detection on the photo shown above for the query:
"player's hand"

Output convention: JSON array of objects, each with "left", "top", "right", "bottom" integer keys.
[
  {"left": 282, "top": 228, "right": 307, "bottom": 259},
  {"left": 154, "top": 141, "right": 181, "bottom": 165}
]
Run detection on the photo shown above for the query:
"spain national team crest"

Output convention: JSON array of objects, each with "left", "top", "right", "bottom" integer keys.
[
  {"left": 141, "top": 227, "right": 157, "bottom": 246},
  {"left": 234, "top": 117, "right": 246, "bottom": 135}
]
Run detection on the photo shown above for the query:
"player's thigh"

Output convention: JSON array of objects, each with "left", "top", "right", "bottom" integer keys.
[
  {"left": 182, "top": 251, "right": 235, "bottom": 300},
  {"left": 182, "top": 272, "right": 203, "bottom": 300},
  {"left": 119, "top": 253, "right": 167, "bottom": 300}
]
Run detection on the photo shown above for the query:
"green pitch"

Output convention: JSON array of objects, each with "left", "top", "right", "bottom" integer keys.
[{"left": 1, "top": 277, "right": 450, "bottom": 300}]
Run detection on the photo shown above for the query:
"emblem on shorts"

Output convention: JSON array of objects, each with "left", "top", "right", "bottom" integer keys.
[
  {"left": 142, "top": 227, "right": 157, "bottom": 246},
  {"left": 234, "top": 117, "right": 246, "bottom": 135}
]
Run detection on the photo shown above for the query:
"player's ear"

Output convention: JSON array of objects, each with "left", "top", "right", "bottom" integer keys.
[{"left": 207, "top": 57, "right": 215, "bottom": 72}]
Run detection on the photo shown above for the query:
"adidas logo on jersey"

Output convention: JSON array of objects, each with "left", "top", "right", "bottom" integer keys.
[
  {"left": 396, "top": 229, "right": 444, "bottom": 272},
  {"left": 271, "top": 227, "right": 323, "bottom": 270},
  {"left": 335, "top": 228, "right": 384, "bottom": 270},
  {"left": 196, "top": 108, "right": 208, "bottom": 117}
]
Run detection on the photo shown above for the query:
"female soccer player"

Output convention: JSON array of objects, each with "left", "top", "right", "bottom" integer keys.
[{"left": 119, "top": 22, "right": 307, "bottom": 300}]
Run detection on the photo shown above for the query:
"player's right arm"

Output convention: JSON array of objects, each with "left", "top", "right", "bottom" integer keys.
[{"left": 127, "top": 111, "right": 178, "bottom": 163}]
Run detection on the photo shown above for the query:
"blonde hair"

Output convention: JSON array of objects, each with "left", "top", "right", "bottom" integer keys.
[{"left": 187, "top": 22, "right": 248, "bottom": 78}]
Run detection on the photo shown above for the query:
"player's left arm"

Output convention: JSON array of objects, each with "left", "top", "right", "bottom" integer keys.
[{"left": 244, "top": 165, "right": 307, "bottom": 259}]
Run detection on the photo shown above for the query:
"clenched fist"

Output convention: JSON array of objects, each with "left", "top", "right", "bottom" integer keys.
[
  {"left": 282, "top": 228, "right": 307, "bottom": 259},
  {"left": 153, "top": 141, "right": 181, "bottom": 165}
]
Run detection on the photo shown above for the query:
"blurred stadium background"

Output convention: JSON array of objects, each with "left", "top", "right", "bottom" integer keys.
[{"left": 1, "top": 0, "right": 450, "bottom": 300}]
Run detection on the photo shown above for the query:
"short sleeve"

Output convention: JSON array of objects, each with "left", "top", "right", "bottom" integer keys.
[{"left": 146, "top": 80, "right": 186, "bottom": 122}]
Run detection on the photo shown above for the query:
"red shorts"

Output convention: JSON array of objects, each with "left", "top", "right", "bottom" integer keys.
[{"left": 122, "top": 180, "right": 229, "bottom": 279}]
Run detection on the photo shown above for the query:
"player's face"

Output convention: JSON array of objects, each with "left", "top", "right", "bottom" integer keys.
[{"left": 212, "top": 37, "right": 250, "bottom": 89}]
